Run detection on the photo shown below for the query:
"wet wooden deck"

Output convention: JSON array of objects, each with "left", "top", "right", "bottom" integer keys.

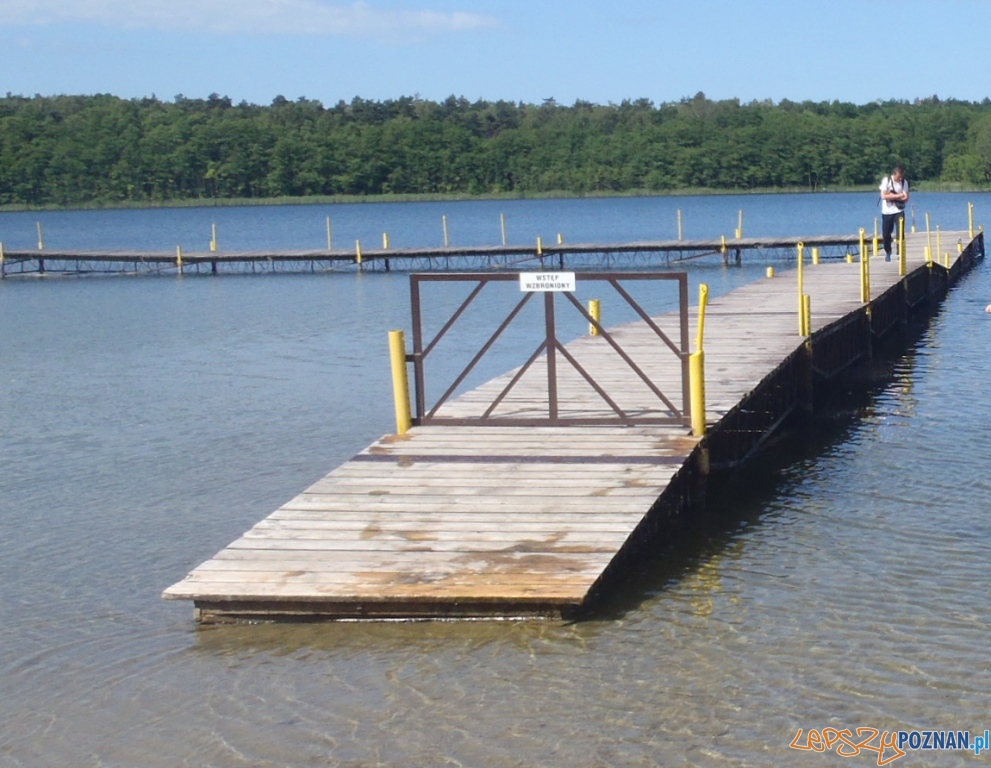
[{"left": 163, "top": 231, "right": 978, "bottom": 621}]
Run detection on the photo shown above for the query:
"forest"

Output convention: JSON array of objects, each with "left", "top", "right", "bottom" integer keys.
[{"left": 2, "top": 91, "right": 991, "bottom": 207}]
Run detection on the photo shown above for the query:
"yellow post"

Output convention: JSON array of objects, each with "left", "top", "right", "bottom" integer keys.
[
  {"left": 175, "top": 245, "right": 183, "bottom": 274},
  {"left": 500, "top": 213, "right": 507, "bottom": 246},
  {"left": 796, "top": 242, "right": 805, "bottom": 335},
  {"left": 588, "top": 299, "right": 601, "bottom": 336},
  {"left": 812, "top": 247, "right": 820, "bottom": 265},
  {"left": 326, "top": 217, "right": 333, "bottom": 250},
  {"left": 872, "top": 234, "right": 879, "bottom": 259},
  {"left": 690, "top": 283, "right": 709, "bottom": 437},
  {"left": 388, "top": 330, "right": 413, "bottom": 436},
  {"left": 925, "top": 246, "right": 931, "bottom": 266},
  {"left": 690, "top": 352, "right": 706, "bottom": 437},
  {"left": 968, "top": 202, "right": 974, "bottom": 239},
  {"left": 859, "top": 228, "right": 868, "bottom": 303},
  {"left": 210, "top": 223, "right": 217, "bottom": 252},
  {"left": 36, "top": 222, "right": 44, "bottom": 250},
  {"left": 735, "top": 209, "right": 743, "bottom": 239},
  {"left": 677, "top": 209, "right": 683, "bottom": 241},
  {"left": 925, "top": 212, "right": 932, "bottom": 264},
  {"left": 696, "top": 284, "right": 709, "bottom": 353},
  {"left": 846, "top": 253, "right": 853, "bottom": 263},
  {"left": 557, "top": 233, "right": 564, "bottom": 245},
  {"left": 944, "top": 252, "right": 950, "bottom": 268},
  {"left": 382, "top": 232, "right": 390, "bottom": 249},
  {"left": 536, "top": 236, "right": 543, "bottom": 256},
  {"left": 898, "top": 216, "right": 906, "bottom": 276},
  {"left": 766, "top": 266, "right": 774, "bottom": 278},
  {"left": 355, "top": 240, "right": 362, "bottom": 265},
  {"left": 874, "top": 217, "right": 879, "bottom": 239},
  {"left": 720, "top": 234, "right": 727, "bottom": 254},
  {"left": 802, "top": 294, "right": 811, "bottom": 337},
  {"left": 936, "top": 226, "right": 941, "bottom": 266},
  {"left": 958, "top": 239, "right": 964, "bottom": 253},
  {"left": 442, "top": 215, "right": 449, "bottom": 247}
]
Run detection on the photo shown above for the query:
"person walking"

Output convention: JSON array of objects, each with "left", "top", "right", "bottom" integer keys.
[{"left": 879, "top": 164, "right": 909, "bottom": 262}]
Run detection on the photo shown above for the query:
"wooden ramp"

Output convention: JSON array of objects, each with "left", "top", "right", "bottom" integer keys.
[{"left": 164, "top": 231, "right": 980, "bottom": 621}]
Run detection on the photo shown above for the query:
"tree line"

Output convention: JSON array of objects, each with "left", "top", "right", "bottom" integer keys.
[{"left": 2, "top": 91, "right": 991, "bottom": 207}]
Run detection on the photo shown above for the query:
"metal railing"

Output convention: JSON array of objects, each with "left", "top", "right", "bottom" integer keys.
[{"left": 407, "top": 272, "right": 691, "bottom": 427}]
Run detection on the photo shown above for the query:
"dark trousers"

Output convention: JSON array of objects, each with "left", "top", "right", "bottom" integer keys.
[{"left": 882, "top": 212, "right": 905, "bottom": 257}]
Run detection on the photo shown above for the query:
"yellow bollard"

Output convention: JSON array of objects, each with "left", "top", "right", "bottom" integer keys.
[
  {"left": 690, "top": 283, "right": 709, "bottom": 437},
  {"left": 925, "top": 212, "right": 932, "bottom": 264},
  {"left": 944, "top": 252, "right": 950, "bottom": 268},
  {"left": 536, "top": 236, "right": 543, "bottom": 256},
  {"left": 898, "top": 216, "right": 906, "bottom": 276},
  {"left": 766, "top": 266, "right": 774, "bottom": 278},
  {"left": 936, "top": 226, "right": 941, "bottom": 266},
  {"left": 690, "top": 351, "right": 706, "bottom": 437},
  {"left": 500, "top": 213, "right": 507, "bottom": 246},
  {"left": 846, "top": 253, "right": 853, "bottom": 263},
  {"left": 588, "top": 299, "right": 601, "bottom": 336},
  {"left": 175, "top": 245, "right": 183, "bottom": 274},
  {"left": 388, "top": 330, "right": 413, "bottom": 436},
  {"left": 958, "top": 239, "right": 964, "bottom": 253},
  {"left": 812, "top": 247, "right": 820, "bottom": 265},
  {"left": 557, "top": 233, "right": 564, "bottom": 245},
  {"left": 720, "top": 234, "right": 727, "bottom": 254},
  {"left": 210, "top": 223, "right": 218, "bottom": 252},
  {"left": 969, "top": 202, "right": 974, "bottom": 239},
  {"left": 383, "top": 232, "right": 390, "bottom": 249},
  {"left": 872, "top": 234, "right": 879, "bottom": 259},
  {"left": 925, "top": 245, "right": 931, "bottom": 265},
  {"left": 859, "top": 228, "right": 869, "bottom": 303},
  {"left": 442, "top": 215, "right": 449, "bottom": 247},
  {"left": 796, "top": 242, "right": 805, "bottom": 335},
  {"left": 326, "top": 216, "right": 333, "bottom": 250},
  {"left": 355, "top": 240, "right": 362, "bottom": 265},
  {"left": 802, "top": 294, "right": 811, "bottom": 337},
  {"left": 36, "top": 222, "right": 44, "bottom": 251},
  {"left": 696, "top": 283, "right": 709, "bottom": 353}
]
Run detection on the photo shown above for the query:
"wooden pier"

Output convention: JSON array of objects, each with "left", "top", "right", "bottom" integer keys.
[
  {"left": 163, "top": 231, "right": 985, "bottom": 621},
  {"left": 0, "top": 234, "right": 865, "bottom": 277}
]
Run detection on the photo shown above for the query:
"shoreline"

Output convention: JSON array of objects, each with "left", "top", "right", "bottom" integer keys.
[{"left": 1, "top": 182, "right": 986, "bottom": 214}]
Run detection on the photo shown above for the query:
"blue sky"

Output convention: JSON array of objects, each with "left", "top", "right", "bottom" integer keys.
[{"left": 2, "top": 0, "right": 989, "bottom": 106}]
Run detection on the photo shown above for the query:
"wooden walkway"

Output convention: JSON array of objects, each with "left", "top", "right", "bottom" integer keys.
[
  {"left": 163, "top": 231, "right": 981, "bottom": 621},
  {"left": 0, "top": 234, "right": 863, "bottom": 276}
]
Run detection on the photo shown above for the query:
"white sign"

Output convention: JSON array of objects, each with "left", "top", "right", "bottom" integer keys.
[{"left": 519, "top": 272, "right": 576, "bottom": 292}]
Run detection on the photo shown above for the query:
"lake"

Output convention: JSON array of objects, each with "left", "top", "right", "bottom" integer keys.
[{"left": 1, "top": 193, "right": 989, "bottom": 767}]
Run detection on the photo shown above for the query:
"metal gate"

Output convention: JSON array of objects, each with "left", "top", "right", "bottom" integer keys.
[{"left": 407, "top": 272, "right": 691, "bottom": 427}]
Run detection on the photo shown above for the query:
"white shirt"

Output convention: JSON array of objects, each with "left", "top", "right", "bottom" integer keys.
[{"left": 879, "top": 176, "right": 909, "bottom": 216}]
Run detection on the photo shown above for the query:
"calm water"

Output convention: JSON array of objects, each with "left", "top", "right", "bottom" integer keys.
[
  {"left": 0, "top": 190, "right": 986, "bottom": 252},
  {"left": 1, "top": 194, "right": 990, "bottom": 767}
]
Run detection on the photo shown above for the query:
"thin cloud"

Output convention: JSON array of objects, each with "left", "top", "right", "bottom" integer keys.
[{"left": 0, "top": 0, "right": 499, "bottom": 36}]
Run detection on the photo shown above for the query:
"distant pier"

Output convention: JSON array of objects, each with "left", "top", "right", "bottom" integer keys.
[
  {"left": 163, "top": 229, "right": 985, "bottom": 622},
  {"left": 0, "top": 234, "right": 868, "bottom": 277}
]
